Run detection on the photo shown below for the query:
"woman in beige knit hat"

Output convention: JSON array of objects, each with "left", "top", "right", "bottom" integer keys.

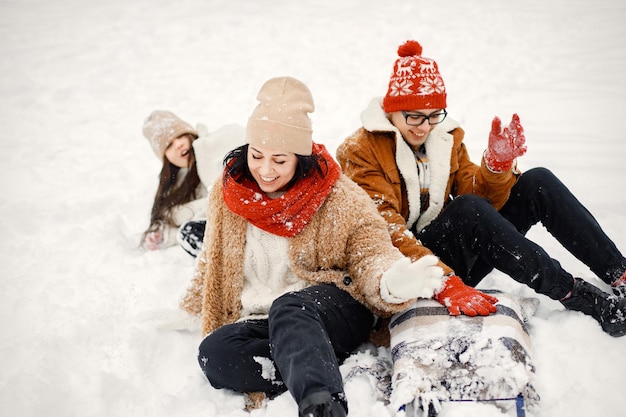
[
  {"left": 180, "top": 76, "right": 449, "bottom": 417},
  {"left": 141, "top": 110, "right": 243, "bottom": 256}
]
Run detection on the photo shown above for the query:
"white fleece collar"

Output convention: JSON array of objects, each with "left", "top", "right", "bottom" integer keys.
[{"left": 361, "top": 97, "right": 460, "bottom": 231}]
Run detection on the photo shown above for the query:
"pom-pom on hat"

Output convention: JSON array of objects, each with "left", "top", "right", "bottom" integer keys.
[
  {"left": 142, "top": 110, "right": 198, "bottom": 160},
  {"left": 383, "top": 40, "right": 447, "bottom": 113},
  {"left": 246, "top": 76, "right": 314, "bottom": 156}
]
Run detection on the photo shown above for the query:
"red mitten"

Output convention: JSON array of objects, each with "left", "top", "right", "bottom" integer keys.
[
  {"left": 611, "top": 270, "right": 626, "bottom": 298},
  {"left": 434, "top": 275, "right": 498, "bottom": 316},
  {"left": 484, "top": 113, "right": 527, "bottom": 172}
]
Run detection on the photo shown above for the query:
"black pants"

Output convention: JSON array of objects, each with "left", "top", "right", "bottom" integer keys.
[
  {"left": 417, "top": 167, "right": 626, "bottom": 300},
  {"left": 197, "top": 284, "right": 374, "bottom": 406}
]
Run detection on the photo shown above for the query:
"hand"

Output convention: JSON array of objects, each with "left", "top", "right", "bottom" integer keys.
[
  {"left": 434, "top": 275, "right": 498, "bottom": 316},
  {"left": 612, "top": 274, "right": 626, "bottom": 298},
  {"left": 484, "top": 113, "right": 527, "bottom": 172},
  {"left": 142, "top": 223, "right": 165, "bottom": 250},
  {"left": 381, "top": 255, "right": 445, "bottom": 302}
]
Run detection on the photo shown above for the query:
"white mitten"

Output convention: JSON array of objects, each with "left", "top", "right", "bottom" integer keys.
[{"left": 380, "top": 255, "right": 444, "bottom": 303}]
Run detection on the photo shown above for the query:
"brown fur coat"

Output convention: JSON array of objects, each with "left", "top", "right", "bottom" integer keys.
[
  {"left": 337, "top": 98, "right": 520, "bottom": 275},
  {"left": 181, "top": 174, "right": 420, "bottom": 336}
]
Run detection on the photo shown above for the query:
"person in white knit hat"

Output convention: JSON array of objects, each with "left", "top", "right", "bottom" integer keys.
[
  {"left": 180, "top": 76, "right": 448, "bottom": 417},
  {"left": 141, "top": 110, "right": 243, "bottom": 256}
]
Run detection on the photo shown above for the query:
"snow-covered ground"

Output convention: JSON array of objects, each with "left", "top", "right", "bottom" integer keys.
[{"left": 1, "top": 1, "right": 625, "bottom": 416}]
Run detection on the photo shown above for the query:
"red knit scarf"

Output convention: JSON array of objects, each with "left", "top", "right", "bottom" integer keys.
[{"left": 222, "top": 142, "right": 341, "bottom": 238}]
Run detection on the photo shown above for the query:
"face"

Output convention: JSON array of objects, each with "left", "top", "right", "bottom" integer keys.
[
  {"left": 164, "top": 134, "right": 193, "bottom": 168},
  {"left": 247, "top": 144, "right": 299, "bottom": 193},
  {"left": 389, "top": 109, "right": 444, "bottom": 149}
]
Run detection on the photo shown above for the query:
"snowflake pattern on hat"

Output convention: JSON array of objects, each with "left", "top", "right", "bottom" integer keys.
[
  {"left": 389, "top": 79, "right": 414, "bottom": 97},
  {"left": 383, "top": 40, "right": 447, "bottom": 112},
  {"left": 389, "top": 56, "right": 445, "bottom": 97},
  {"left": 418, "top": 70, "right": 445, "bottom": 95}
]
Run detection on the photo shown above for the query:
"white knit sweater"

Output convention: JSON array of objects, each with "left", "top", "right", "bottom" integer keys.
[{"left": 239, "top": 223, "right": 307, "bottom": 321}]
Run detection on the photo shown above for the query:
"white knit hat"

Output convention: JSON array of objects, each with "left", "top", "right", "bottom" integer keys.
[{"left": 142, "top": 110, "right": 198, "bottom": 160}]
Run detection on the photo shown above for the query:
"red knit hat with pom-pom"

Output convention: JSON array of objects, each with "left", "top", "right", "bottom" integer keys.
[{"left": 383, "top": 40, "right": 447, "bottom": 112}]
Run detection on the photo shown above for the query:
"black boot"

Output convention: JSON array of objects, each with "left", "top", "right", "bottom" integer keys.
[
  {"left": 561, "top": 278, "right": 626, "bottom": 337},
  {"left": 299, "top": 391, "right": 347, "bottom": 417}
]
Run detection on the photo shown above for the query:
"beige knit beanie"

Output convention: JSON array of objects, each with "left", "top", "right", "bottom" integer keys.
[
  {"left": 246, "top": 76, "right": 314, "bottom": 156},
  {"left": 142, "top": 110, "right": 198, "bottom": 160}
]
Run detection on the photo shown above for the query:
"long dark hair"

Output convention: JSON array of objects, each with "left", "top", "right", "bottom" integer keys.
[
  {"left": 143, "top": 134, "right": 201, "bottom": 236},
  {"left": 223, "top": 144, "right": 328, "bottom": 189}
]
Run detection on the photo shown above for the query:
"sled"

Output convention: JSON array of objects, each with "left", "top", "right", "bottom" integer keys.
[
  {"left": 388, "top": 291, "right": 540, "bottom": 417},
  {"left": 399, "top": 393, "right": 527, "bottom": 417}
]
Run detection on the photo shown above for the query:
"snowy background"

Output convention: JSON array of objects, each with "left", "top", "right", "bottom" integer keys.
[{"left": 1, "top": 0, "right": 625, "bottom": 416}]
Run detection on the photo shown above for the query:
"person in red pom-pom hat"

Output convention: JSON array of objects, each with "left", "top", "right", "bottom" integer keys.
[{"left": 337, "top": 39, "right": 626, "bottom": 337}]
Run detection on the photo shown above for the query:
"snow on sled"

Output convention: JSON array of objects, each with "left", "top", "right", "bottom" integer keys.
[{"left": 388, "top": 291, "right": 540, "bottom": 417}]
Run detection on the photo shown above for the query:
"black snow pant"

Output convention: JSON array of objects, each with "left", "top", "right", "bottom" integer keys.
[
  {"left": 417, "top": 167, "right": 626, "bottom": 300},
  {"left": 197, "top": 284, "right": 374, "bottom": 407}
]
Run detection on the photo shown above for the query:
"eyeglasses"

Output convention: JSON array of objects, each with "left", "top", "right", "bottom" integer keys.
[{"left": 401, "top": 109, "right": 448, "bottom": 126}]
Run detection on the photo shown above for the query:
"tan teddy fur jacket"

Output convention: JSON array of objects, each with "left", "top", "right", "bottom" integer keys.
[
  {"left": 337, "top": 98, "right": 520, "bottom": 275},
  {"left": 181, "top": 173, "right": 421, "bottom": 337}
]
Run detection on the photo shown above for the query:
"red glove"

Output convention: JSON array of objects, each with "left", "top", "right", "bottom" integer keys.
[
  {"left": 434, "top": 275, "right": 498, "bottom": 316},
  {"left": 611, "top": 271, "right": 626, "bottom": 298},
  {"left": 484, "top": 113, "right": 527, "bottom": 172}
]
